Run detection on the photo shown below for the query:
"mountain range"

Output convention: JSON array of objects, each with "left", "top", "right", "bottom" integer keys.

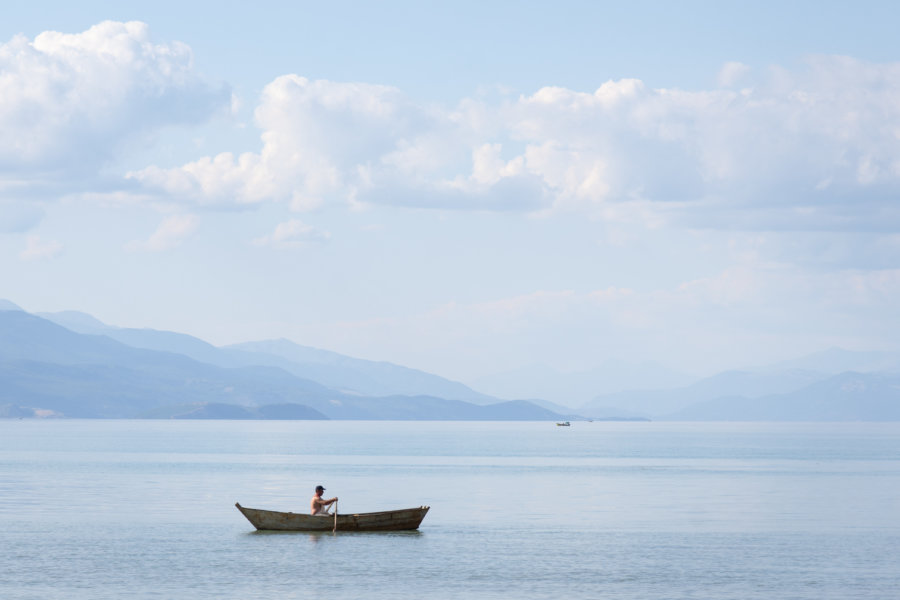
[
  {"left": 664, "top": 371, "right": 900, "bottom": 421},
  {"left": 579, "top": 354, "right": 900, "bottom": 421},
  {"left": 37, "top": 309, "right": 495, "bottom": 403},
  {"left": 2, "top": 299, "right": 898, "bottom": 421},
  {"left": 0, "top": 303, "right": 568, "bottom": 420}
]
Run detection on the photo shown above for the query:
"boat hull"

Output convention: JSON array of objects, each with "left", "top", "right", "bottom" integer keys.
[{"left": 235, "top": 503, "right": 430, "bottom": 532}]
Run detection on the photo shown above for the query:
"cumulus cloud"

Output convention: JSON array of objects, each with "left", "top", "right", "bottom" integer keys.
[
  {"left": 252, "top": 218, "right": 331, "bottom": 247},
  {"left": 130, "top": 74, "right": 547, "bottom": 212},
  {"left": 19, "top": 235, "right": 63, "bottom": 260},
  {"left": 0, "top": 21, "right": 229, "bottom": 181},
  {"left": 4, "top": 24, "right": 899, "bottom": 237},
  {"left": 125, "top": 213, "right": 198, "bottom": 252},
  {"left": 130, "top": 56, "right": 900, "bottom": 234},
  {"left": 130, "top": 76, "right": 422, "bottom": 208}
]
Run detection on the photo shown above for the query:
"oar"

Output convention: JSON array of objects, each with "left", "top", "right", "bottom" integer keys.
[{"left": 333, "top": 499, "right": 338, "bottom": 533}]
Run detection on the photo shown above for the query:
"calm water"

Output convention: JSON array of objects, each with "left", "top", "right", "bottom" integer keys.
[{"left": 1, "top": 420, "right": 899, "bottom": 599}]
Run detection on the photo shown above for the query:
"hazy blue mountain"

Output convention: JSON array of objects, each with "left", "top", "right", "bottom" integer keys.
[
  {"left": 0, "top": 311, "right": 329, "bottom": 398},
  {"left": 295, "top": 396, "right": 569, "bottom": 421},
  {"left": 0, "top": 300, "right": 24, "bottom": 311},
  {"left": 0, "top": 358, "right": 339, "bottom": 418},
  {"left": 577, "top": 348, "right": 900, "bottom": 419},
  {"left": 37, "top": 310, "right": 497, "bottom": 403},
  {"left": 507, "top": 395, "right": 581, "bottom": 415},
  {"left": 0, "top": 310, "right": 566, "bottom": 421},
  {"left": 145, "top": 402, "right": 329, "bottom": 420},
  {"left": 36, "top": 310, "right": 245, "bottom": 367},
  {"left": 2, "top": 310, "right": 173, "bottom": 368},
  {"left": 35, "top": 310, "right": 109, "bottom": 333},
  {"left": 22, "top": 301, "right": 899, "bottom": 422},
  {"left": 664, "top": 371, "right": 900, "bottom": 421},
  {"left": 580, "top": 369, "right": 828, "bottom": 418},
  {"left": 256, "top": 403, "right": 330, "bottom": 420},
  {"left": 679, "top": 369, "right": 828, "bottom": 400},
  {"left": 470, "top": 360, "right": 697, "bottom": 407},
  {"left": 753, "top": 348, "right": 900, "bottom": 374},
  {"left": 0, "top": 311, "right": 342, "bottom": 417},
  {"left": 224, "top": 339, "right": 496, "bottom": 403},
  {"left": 158, "top": 402, "right": 261, "bottom": 420},
  {"left": 140, "top": 397, "right": 566, "bottom": 421}
]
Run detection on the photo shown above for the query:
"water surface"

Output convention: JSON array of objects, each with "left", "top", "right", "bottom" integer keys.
[{"left": 1, "top": 420, "right": 898, "bottom": 599}]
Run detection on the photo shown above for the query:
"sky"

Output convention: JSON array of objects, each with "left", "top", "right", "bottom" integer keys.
[{"left": 2, "top": 0, "right": 900, "bottom": 385}]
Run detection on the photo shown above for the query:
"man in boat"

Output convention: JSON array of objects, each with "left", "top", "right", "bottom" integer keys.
[{"left": 310, "top": 485, "right": 338, "bottom": 516}]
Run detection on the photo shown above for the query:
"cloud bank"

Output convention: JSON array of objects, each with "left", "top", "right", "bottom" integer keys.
[
  {"left": 129, "top": 56, "right": 900, "bottom": 234},
  {"left": 3, "top": 21, "right": 897, "bottom": 237}
]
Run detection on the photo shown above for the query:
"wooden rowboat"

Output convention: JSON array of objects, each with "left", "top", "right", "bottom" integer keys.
[{"left": 235, "top": 502, "right": 429, "bottom": 532}]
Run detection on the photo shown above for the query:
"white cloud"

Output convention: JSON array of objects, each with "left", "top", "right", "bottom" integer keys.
[
  {"left": 130, "top": 74, "right": 546, "bottom": 211},
  {"left": 4, "top": 22, "right": 899, "bottom": 242},
  {"left": 19, "top": 235, "right": 63, "bottom": 260},
  {"left": 130, "top": 56, "right": 900, "bottom": 234},
  {"left": 252, "top": 218, "right": 331, "bottom": 247},
  {"left": 0, "top": 21, "right": 229, "bottom": 180},
  {"left": 130, "top": 75, "right": 426, "bottom": 208},
  {"left": 717, "top": 61, "right": 751, "bottom": 87},
  {"left": 125, "top": 213, "right": 198, "bottom": 252}
]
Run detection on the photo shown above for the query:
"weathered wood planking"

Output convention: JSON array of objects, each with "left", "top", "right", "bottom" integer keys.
[{"left": 235, "top": 503, "right": 430, "bottom": 532}]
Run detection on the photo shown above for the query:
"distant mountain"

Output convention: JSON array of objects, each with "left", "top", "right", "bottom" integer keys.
[
  {"left": 0, "top": 300, "right": 24, "bottom": 311},
  {"left": 226, "top": 339, "right": 497, "bottom": 403},
  {"left": 140, "top": 397, "right": 566, "bottom": 421},
  {"left": 505, "top": 395, "right": 580, "bottom": 416},
  {"left": 580, "top": 369, "right": 828, "bottom": 418},
  {"left": 469, "top": 360, "right": 696, "bottom": 407},
  {"left": 754, "top": 348, "right": 900, "bottom": 374},
  {"left": 289, "top": 396, "right": 570, "bottom": 421},
  {"left": 12, "top": 300, "right": 899, "bottom": 422},
  {"left": 143, "top": 402, "right": 329, "bottom": 420},
  {"left": 0, "top": 311, "right": 338, "bottom": 417},
  {"left": 35, "top": 310, "right": 109, "bottom": 332},
  {"left": 0, "top": 309, "right": 566, "bottom": 421},
  {"left": 664, "top": 371, "right": 900, "bottom": 421},
  {"left": 575, "top": 348, "right": 900, "bottom": 420},
  {"left": 37, "top": 311, "right": 496, "bottom": 404},
  {"left": 36, "top": 311, "right": 251, "bottom": 368}
]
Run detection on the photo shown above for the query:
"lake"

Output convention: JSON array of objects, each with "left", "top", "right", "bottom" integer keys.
[{"left": 1, "top": 420, "right": 899, "bottom": 599}]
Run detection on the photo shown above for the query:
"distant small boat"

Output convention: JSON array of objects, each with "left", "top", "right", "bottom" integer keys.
[
  {"left": 235, "top": 503, "right": 430, "bottom": 532},
  {"left": 556, "top": 421, "right": 571, "bottom": 426}
]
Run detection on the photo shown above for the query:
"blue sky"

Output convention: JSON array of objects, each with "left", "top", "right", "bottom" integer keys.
[{"left": 2, "top": 1, "right": 899, "bottom": 385}]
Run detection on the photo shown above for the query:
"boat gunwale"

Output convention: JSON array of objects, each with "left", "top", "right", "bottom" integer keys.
[
  {"left": 235, "top": 502, "right": 429, "bottom": 531},
  {"left": 236, "top": 502, "right": 429, "bottom": 520}
]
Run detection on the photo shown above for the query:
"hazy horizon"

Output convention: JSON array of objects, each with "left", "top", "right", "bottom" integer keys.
[{"left": 6, "top": 299, "right": 900, "bottom": 415}]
